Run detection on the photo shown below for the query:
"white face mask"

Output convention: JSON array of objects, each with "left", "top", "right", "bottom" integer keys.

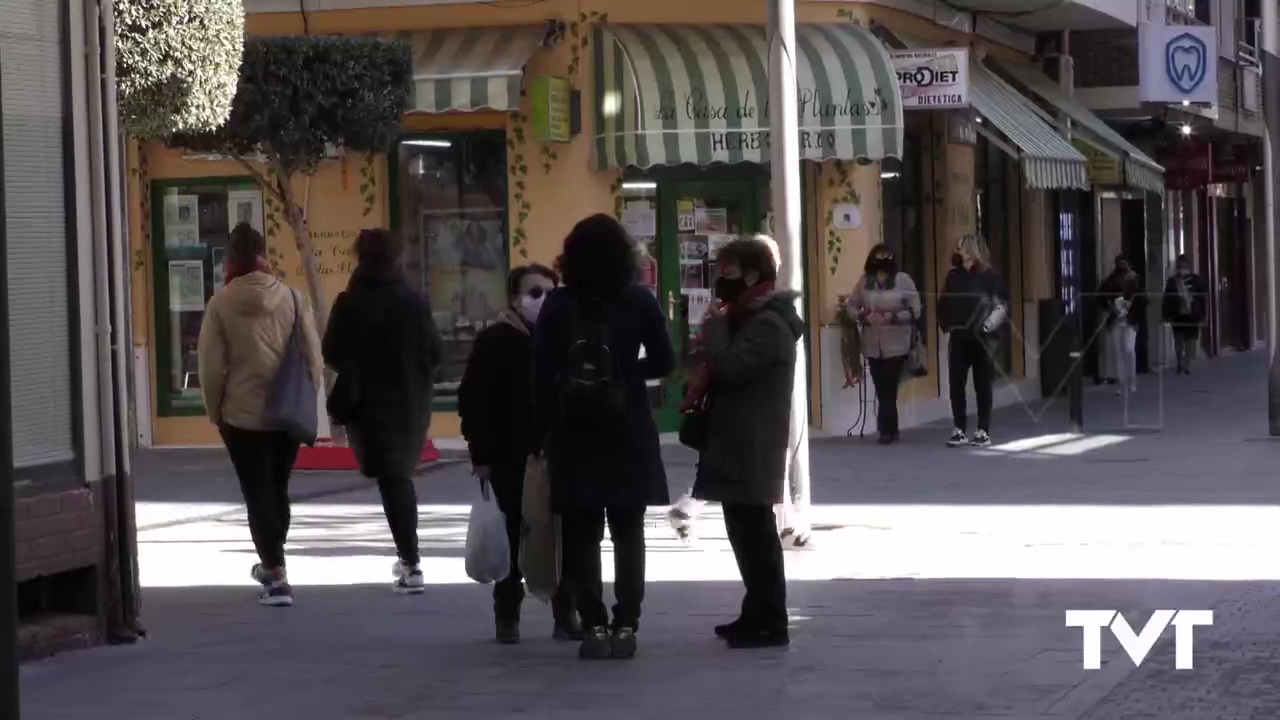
[{"left": 518, "top": 294, "right": 544, "bottom": 323}]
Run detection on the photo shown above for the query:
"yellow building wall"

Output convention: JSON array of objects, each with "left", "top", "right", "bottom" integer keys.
[{"left": 131, "top": 1, "right": 1035, "bottom": 444}]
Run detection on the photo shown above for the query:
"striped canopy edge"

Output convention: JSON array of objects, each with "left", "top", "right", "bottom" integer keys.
[
  {"left": 593, "top": 24, "right": 905, "bottom": 169},
  {"left": 389, "top": 26, "right": 547, "bottom": 113}
]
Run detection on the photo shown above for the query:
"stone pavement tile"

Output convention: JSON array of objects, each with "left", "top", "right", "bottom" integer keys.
[{"left": 1078, "top": 583, "right": 1280, "bottom": 720}]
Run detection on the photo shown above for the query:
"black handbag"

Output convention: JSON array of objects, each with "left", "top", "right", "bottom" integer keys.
[{"left": 678, "top": 402, "right": 711, "bottom": 452}]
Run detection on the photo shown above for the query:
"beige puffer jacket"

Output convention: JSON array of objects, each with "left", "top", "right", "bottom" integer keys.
[{"left": 197, "top": 271, "right": 323, "bottom": 431}]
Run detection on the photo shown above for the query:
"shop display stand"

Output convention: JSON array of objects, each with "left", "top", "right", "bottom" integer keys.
[{"left": 844, "top": 357, "right": 875, "bottom": 439}]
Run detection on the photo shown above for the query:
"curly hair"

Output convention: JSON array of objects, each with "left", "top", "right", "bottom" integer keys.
[
  {"left": 716, "top": 234, "right": 779, "bottom": 282},
  {"left": 559, "top": 214, "right": 638, "bottom": 297}
]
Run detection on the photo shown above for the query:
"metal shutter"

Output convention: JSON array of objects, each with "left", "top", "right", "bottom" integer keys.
[{"left": 0, "top": 0, "right": 75, "bottom": 469}]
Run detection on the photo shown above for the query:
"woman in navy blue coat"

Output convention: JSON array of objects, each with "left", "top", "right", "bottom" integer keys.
[{"left": 532, "top": 214, "right": 675, "bottom": 660}]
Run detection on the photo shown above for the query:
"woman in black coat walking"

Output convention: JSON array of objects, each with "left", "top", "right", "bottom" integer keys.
[
  {"left": 533, "top": 214, "right": 675, "bottom": 661},
  {"left": 1162, "top": 254, "right": 1207, "bottom": 375},
  {"left": 458, "top": 263, "right": 580, "bottom": 644},
  {"left": 322, "top": 228, "right": 441, "bottom": 594}
]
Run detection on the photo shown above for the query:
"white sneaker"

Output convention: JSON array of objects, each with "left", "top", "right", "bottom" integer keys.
[
  {"left": 946, "top": 429, "right": 968, "bottom": 447},
  {"left": 392, "top": 560, "right": 425, "bottom": 595}
]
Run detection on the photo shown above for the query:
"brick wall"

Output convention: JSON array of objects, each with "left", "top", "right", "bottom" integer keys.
[
  {"left": 15, "top": 486, "right": 104, "bottom": 581},
  {"left": 1072, "top": 30, "right": 1140, "bottom": 88}
]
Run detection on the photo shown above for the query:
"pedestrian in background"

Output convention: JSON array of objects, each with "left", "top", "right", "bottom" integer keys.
[
  {"left": 682, "top": 235, "right": 802, "bottom": 648},
  {"left": 1098, "top": 254, "right": 1145, "bottom": 395},
  {"left": 458, "top": 263, "right": 581, "bottom": 644},
  {"left": 1163, "top": 254, "right": 1206, "bottom": 375},
  {"left": 323, "top": 228, "right": 441, "bottom": 595},
  {"left": 533, "top": 214, "right": 675, "bottom": 660},
  {"left": 198, "top": 222, "right": 322, "bottom": 607},
  {"left": 846, "top": 244, "right": 921, "bottom": 444},
  {"left": 938, "top": 234, "right": 1007, "bottom": 448}
]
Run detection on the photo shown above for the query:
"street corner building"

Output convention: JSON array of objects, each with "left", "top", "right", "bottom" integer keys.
[
  {"left": 128, "top": 0, "right": 1267, "bottom": 450},
  {"left": 3, "top": 0, "right": 139, "bottom": 659}
]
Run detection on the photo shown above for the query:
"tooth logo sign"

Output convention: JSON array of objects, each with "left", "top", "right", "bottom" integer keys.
[{"left": 1165, "top": 32, "right": 1207, "bottom": 95}]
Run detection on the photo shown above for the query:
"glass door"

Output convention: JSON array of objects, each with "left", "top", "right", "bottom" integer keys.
[{"left": 652, "top": 179, "right": 759, "bottom": 431}]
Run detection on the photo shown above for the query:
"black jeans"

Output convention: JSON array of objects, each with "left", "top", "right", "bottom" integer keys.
[
  {"left": 867, "top": 355, "right": 907, "bottom": 436},
  {"left": 948, "top": 332, "right": 994, "bottom": 433},
  {"left": 490, "top": 460, "right": 574, "bottom": 622},
  {"left": 723, "top": 503, "right": 788, "bottom": 630},
  {"left": 220, "top": 424, "right": 301, "bottom": 570},
  {"left": 376, "top": 476, "right": 420, "bottom": 566},
  {"left": 561, "top": 506, "right": 646, "bottom": 631}
]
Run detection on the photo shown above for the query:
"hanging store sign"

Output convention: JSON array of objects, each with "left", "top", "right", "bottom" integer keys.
[
  {"left": 1159, "top": 138, "right": 1212, "bottom": 190},
  {"left": 890, "top": 48, "right": 970, "bottom": 110},
  {"left": 1139, "top": 25, "right": 1218, "bottom": 105},
  {"left": 1211, "top": 143, "right": 1254, "bottom": 185},
  {"left": 530, "top": 75, "right": 572, "bottom": 143},
  {"left": 1072, "top": 140, "right": 1123, "bottom": 186}
]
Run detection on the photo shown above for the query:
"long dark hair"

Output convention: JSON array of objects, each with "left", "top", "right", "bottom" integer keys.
[
  {"left": 559, "top": 214, "right": 638, "bottom": 298},
  {"left": 864, "top": 243, "right": 900, "bottom": 289}
]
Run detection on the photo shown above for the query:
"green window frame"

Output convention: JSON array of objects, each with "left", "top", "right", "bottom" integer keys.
[
  {"left": 388, "top": 130, "right": 510, "bottom": 412},
  {"left": 151, "top": 176, "right": 262, "bottom": 417}
]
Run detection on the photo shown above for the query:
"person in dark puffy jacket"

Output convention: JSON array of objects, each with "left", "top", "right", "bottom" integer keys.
[
  {"left": 458, "top": 263, "right": 580, "bottom": 645},
  {"left": 1162, "top": 254, "right": 1207, "bottom": 375},
  {"left": 322, "top": 228, "right": 440, "bottom": 595},
  {"left": 937, "top": 234, "right": 1008, "bottom": 448}
]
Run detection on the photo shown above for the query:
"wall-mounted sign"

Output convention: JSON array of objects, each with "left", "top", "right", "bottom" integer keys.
[
  {"left": 1159, "top": 138, "right": 1212, "bottom": 190},
  {"left": 890, "top": 48, "right": 970, "bottom": 110},
  {"left": 1072, "top": 140, "right": 1123, "bottom": 186},
  {"left": 1139, "top": 25, "right": 1218, "bottom": 105},
  {"left": 530, "top": 75, "right": 572, "bottom": 143},
  {"left": 1211, "top": 143, "right": 1254, "bottom": 185}
]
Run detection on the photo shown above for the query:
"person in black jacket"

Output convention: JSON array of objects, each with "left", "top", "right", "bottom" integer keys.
[
  {"left": 458, "top": 263, "right": 580, "bottom": 644},
  {"left": 937, "top": 234, "right": 1008, "bottom": 448},
  {"left": 1162, "top": 254, "right": 1207, "bottom": 375},
  {"left": 1097, "top": 255, "right": 1146, "bottom": 395},
  {"left": 322, "top": 228, "right": 441, "bottom": 594},
  {"left": 533, "top": 214, "right": 675, "bottom": 661}
]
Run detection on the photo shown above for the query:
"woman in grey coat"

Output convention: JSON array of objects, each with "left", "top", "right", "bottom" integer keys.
[
  {"left": 683, "top": 236, "right": 804, "bottom": 649},
  {"left": 846, "top": 244, "right": 922, "bottom": 444}
]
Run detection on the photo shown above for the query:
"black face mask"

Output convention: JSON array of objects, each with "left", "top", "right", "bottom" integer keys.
[{"left": 715, "top": 276, "right": 748, "bottom": 303}]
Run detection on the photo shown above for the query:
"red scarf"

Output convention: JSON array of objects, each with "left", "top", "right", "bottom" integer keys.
[
  {"left": 225, "top": 255, "right": 271, "bottom": 284},
  {"left": 680, "top": 281, "right": 777, "bottom": 412}
]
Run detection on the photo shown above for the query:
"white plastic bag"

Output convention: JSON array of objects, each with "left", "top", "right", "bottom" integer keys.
[{"left": 465, "top": 480, "right": 510, "bottom": 584}]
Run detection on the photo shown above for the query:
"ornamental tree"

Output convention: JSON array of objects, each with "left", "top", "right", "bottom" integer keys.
[
  {"left": 114, "top": 0, "right": 245, "bottom": 136},
  {"left": 174, "top": 35, "right": 413, "bottom": 332}
]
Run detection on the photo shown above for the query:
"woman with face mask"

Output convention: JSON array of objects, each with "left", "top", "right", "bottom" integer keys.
[
  {"left": 846, "top": 244, "right": 922, "bottom": 444},
  {"left": 1162, "top": 255, "right": 1206, "bottom": 374},
  {"left": 458, "top": 263, "right": 580, "bottom": 644}
]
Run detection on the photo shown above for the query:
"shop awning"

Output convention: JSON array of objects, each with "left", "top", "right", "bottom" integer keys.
[
  {"left": 970, "top": 66, "right": 1090, "bottom": 190},
  {"left": 995, "top": 61, "right": 1165, "bottom": 194},
  {"left": 398, "top": 26, "right": 547, "bottom": 113},
  {"left": 593, "top": 24, "right": 905, "bottom": 169}
]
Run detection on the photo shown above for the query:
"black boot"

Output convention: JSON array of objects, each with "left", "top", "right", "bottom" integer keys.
[
  {"left": 495, "top": 616, "right": 520, "bottom": 644},
  {"left": 552, "top": 592, "right": 583, "bottom": 641},
  {"left": 494, "top": 580, "right": 524, "bottom": 644}
]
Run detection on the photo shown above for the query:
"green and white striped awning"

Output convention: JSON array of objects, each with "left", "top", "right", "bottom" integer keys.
[
  {"left": 970, "top": 65, "right": 1091, "bottom": 190},
  {"left": 593, "top": 24, "right": 904, "bottom": 169},
  {"left": 996, "top": 61, "right": 1165, "bottom": 194},
  {"left": 395, "top": 26, "right": 546, "bottom": 113}
]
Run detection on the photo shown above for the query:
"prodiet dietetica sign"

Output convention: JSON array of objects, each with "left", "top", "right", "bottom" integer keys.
[{"left": 1065, "top": 610, "right": 1213, "bottom": 670}]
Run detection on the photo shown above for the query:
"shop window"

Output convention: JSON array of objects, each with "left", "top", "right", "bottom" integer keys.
[
  {"left": 151, "top": 179, "right": 265, "bottom": 417},
  {"left": 881, "top": 130, "right": 926, "bottom": 316},
  {"left": 393, "top": 132, "right": 507, "bottom": 405}
]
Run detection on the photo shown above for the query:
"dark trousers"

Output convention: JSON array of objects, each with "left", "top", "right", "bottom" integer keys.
[
  {"left": 867, "top": 355, "right": 906, "bottom": 436},
  {"left": 723, "top": 503, "right": 788, "bottom": 629},
  {"left": 561, "top": 506, "right": 646, "bottom": 631},
  {"left": 220, "top": 425, "right": 301, "bottom": 570},
  {"left": 490, "top": 460, "right": 573, "bottom": 622},
  {"left": 375, "top": 476, "right": 420, "bottom": 566},
  {"left": 948, "top": 333, "right": 994, "bottom": 433}
]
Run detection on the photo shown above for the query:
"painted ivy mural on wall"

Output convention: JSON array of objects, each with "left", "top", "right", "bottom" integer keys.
[{"left": 825, "top": 159, "right": 861, "bottom": 276}]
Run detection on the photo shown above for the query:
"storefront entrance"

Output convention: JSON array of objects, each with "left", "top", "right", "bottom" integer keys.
[{"left": 623, "top": 175, "right": 764, "bottom": 431}]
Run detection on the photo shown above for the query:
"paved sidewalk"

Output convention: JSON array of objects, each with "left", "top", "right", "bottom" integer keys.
[{"left": 19, "top": 351, "right": 1280, "bottom": 719}]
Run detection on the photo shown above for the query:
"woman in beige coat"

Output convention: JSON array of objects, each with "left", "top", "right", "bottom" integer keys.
[
  {"left": 847, "top": 244, "right": 922, "bottom": 444},
  {"left": 198, "top": 223, "right": 322, "bottom": 607}
]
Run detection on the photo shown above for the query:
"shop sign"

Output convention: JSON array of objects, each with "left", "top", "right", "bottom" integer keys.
[
  {"left": 1211, "top": 143, "right": 1253, "bottom": 185},
  {"left": 1072, "top": 140, "right": 1123, "bottom": 186},
  {"left": 1139, "top": 25, "right": 1217, "bottom": 105},
  {"left": 890, "top": 48, "right": 970, "bottom": 110},
  {"left": 1159, "top": 138, "right": 1212, "bottom": 190},
  {"left": 530, "top": 75, "right": 571, "bottom": 143}
]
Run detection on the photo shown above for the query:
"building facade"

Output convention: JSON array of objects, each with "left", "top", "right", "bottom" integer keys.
[
  {"left": 3, "top": 0, "right": 137, "bottom": 659},
  {"left": 128, "top": 0, "right": 1174, "bottom": 448}
]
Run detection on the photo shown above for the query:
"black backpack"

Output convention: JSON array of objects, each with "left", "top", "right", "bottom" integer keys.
[{"left": 561, "top": 296, "right": 627, "bottom": 421}]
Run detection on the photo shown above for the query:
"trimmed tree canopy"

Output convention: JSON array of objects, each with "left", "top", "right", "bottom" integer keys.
[
  {"left": 178, "top": 35, "right": 414, "bottom": 175},
  {"left": 114, "top": 0, "right": 245, "bottom": 137}
]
